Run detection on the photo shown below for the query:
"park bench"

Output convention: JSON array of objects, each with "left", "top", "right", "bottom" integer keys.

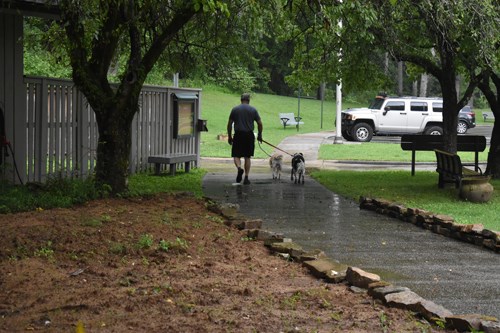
[
  {"left": 148, "top": 153, "right": 197, "bottom": 176},
  {"left": 482, "top": 112, "right": 495, "bottom": 122},
  {"left": 400, "top": 135, "right": 486, "bottom": 176},
  {"left": 434, "top": 149, "right": 484, "bottom": 188},
  {"left": 279, "top": 113, "right": 304, "bottom": 129}
]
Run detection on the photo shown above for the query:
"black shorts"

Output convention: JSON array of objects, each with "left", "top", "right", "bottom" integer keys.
[{"left": 232, "top": 131, "right": 255, "bottom": 158}]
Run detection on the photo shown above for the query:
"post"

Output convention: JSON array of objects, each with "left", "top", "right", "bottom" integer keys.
[
  {"left": 173, "top": 73, "right": 179, "bottom": 88},
  {"left": 411, "top": 150, "right": 416, "bottom": 176},
  {"left": 334, "top": 0, "right": 343, "bottom": 144},
  {"left": 320, "top": 82, "right": 325, "bottom": 129},
  {"left": 335, "top": 83, "right": 343, "bottom": 143},
  {"left": 297, "top": 85, "right": 301, "bottom": 131}
]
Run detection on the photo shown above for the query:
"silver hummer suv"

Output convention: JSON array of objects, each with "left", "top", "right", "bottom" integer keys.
[{"left": 341, "top": 96, "right": 466, "bottom": 142}]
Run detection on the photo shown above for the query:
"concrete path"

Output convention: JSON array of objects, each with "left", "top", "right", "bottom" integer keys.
[{"left": 201, "top": 130, "right": 500, "bottom": 318}]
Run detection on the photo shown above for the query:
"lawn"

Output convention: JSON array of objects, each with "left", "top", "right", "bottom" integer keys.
[
  {"left": 310, "top": 170, "right": 500, "bottom": 231},
  {"left": 199, "top": 86, "right": 492, "bottom": 162},
  {"left": 318, "top": 142, "right": 489, "bottom": 163},
  {"left": 199, "top": 85, "right": 359, "bottom": 158}
]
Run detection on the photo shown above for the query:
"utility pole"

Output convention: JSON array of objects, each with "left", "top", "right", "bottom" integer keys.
[{"left": 334, "top": 0, "right": 343, "bottom": 144}]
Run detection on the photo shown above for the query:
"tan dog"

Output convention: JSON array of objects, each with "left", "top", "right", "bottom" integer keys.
[{"left": 269, "top": 154, "right": 283, "bottom": 180}]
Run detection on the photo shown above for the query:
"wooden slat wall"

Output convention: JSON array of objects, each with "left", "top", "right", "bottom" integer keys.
[
  {"left": 1, "top": 13, "right": 26, "bottom": 184},
  {"left": 19, "top": 77, "right": 201, "bottom": 183}
]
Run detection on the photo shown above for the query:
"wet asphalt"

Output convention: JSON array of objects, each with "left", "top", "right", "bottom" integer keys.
[{"left": 201, "top": 127, "right": 500, "bottom": 318}]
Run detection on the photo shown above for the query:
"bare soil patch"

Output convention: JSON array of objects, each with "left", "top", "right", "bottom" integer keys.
[{"left": 0, "top": 193, "right": 453, "bottom": 332}]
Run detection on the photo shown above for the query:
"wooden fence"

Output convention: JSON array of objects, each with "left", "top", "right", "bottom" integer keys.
[{"left": 21, "top": 76, "right": 201, "bottom": 183}]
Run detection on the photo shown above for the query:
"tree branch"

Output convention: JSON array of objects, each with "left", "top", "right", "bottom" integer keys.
[
  {"left": 89, "top": 0, "right": 123, "bottom": 81},
  {"left": 140, "top": 4, "right": 198, "bottom": 79}
]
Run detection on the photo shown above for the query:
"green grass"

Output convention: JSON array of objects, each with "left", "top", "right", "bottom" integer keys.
[
  {"left": 318, "top": 142, "right": 489, "bottom": 162},
  {"left": 199, "top": 85, "right": 360, "bottom": 158},
  {"left": 127, "top": 169, "right": 206, "bottom": 198},
  {"left": 0, "top": 169, "right": 206, "bottom": 213},
  {"left": 198, "top": 85, "right": 492, "bottom": 160},
  {"left": 0, "top": 176, "right": 99, "bottom": 213},
  {"left": 310, "top": 170, "right": 500, "bottom": 231}
]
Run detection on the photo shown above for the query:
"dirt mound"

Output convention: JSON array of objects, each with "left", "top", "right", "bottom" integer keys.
[{"left": 0, "top": 193, "right": 451, "bottom": 332}]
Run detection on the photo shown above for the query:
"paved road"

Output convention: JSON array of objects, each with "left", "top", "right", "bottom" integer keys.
[{"left": 201, "top": 126, "right": 499, "bottom": 318}]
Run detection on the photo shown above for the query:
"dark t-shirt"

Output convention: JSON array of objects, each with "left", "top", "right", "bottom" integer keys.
[{"left": 229, "top": 104, "right": 261, "bottom": 132}]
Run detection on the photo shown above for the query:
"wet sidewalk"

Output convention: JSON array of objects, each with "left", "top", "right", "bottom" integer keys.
[{"left": 201, "top": 131, "right": 499, "bottom": 318}]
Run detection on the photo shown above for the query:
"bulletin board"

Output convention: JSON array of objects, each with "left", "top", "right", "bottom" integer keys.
[{"left": 173, "top": 93, "right": 197, "bottom": 138}]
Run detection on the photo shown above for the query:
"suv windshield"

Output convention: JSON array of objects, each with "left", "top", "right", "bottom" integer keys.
[{"left": 369, "top": 98, "right": 385, "bottom": 110}]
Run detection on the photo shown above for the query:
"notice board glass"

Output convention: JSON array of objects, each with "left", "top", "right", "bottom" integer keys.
[{"left": 173, "top": 93, "right": 197, "bottom": 138}]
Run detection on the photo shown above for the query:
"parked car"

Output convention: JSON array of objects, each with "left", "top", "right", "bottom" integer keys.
[
  {"left": 341, "top": 96, "right": 475, "bottom": 142},
  {"left": 457, "top": 105, "right": 476, "bottom": 134}
]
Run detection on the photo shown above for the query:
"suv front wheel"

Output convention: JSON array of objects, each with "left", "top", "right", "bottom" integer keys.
[
  {"left": 352, "top": 122, "right": 373, "bottom": 142},
  {"left": 424, "top": 126, "right": 443, "bottom": 135},
  {"left": 341, "top": 129, "right": 354, "bottom": 141}
]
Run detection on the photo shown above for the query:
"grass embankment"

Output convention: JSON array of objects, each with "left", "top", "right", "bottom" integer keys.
[
  {"left": 311, "top": 170, "right": 500, "bottom": 231},
  {"left": 0, "top": 170, "right": 206, "bottom": 214}
]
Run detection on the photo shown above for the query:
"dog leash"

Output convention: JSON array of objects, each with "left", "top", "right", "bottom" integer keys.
[
  {"left": 257, "top": 141, "right": 273, "bottom": 158},
  {"left": 261, "top": 139, "right": 294, "bottom": 157}
]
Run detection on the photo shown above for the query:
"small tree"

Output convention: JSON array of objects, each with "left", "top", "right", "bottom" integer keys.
[
  {"left": 60, "top": 0, "right": 203, "bottom": 193},
  {"left": 58, "top": 0, "right": 285, "bottom": 193}
]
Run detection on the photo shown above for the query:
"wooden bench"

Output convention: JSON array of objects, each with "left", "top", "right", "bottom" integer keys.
[
  {"left": 279, "top": 112, "right": 304, "bottom": 129},
  {"left": 482, "top": 112, "right": 495, "bottom": 122},
  {"left": 401, "top": 135, "right": 486, "bottom": 176},
  {"left": 434, "top": 149, "right": 484, "bottom": 188},
  {"left": 148, "top": 153, "right": 197, "bottom": 175}
]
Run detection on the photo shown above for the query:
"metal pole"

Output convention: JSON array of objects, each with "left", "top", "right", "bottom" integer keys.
[
  {"left": 297, "top": 85, "right": 301, "bottom": 131},
  {"left": 173, "top": 73, "right": 179, "bottom": 87},
  {"left": 335, "top": 83, "right": 343, "bottom": 143},
  {"left": 320, "top": 82, "right": 325, "bottom": 129},
  {"left": 334, "top": 0, "right": 343, "bottom": 144}
]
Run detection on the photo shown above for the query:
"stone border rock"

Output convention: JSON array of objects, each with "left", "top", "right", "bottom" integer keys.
[
  {"left": 207, "top": 200, "right": 500, "bottom": 333},
  {"left": 359, "top": 197, "right": 500, "bottom": 254},
  {"left": 258, "top": 231, "right": 499, "bottom": 333}
]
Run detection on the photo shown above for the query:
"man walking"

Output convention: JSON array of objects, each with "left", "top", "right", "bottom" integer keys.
[{"left": 227, "top": 93, "right": 263, "bottom": 185}]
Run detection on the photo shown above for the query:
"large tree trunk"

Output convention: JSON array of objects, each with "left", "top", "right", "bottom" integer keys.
[
  {"left": 69, "top": 66, "right": 141, "bottom": 194},
  {"left": 94, "top": 103, "right": 135, "bottom": 193},
  {"left": 439, "top": 72, "right": 458, "bottom": 153},
  {"left": 478, "top": 72, "right": 500, "bottom": 178},
  {"left": 486, "top": 123, "right": 500, "bottom": 178}
]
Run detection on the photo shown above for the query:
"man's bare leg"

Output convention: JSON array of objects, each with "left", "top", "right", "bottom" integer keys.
[
  {"left": 243, "top": 158, "right": 251, "bottom": 184},
  {"left": 233, "top": 157, "right": 242, "bottom": 169},
  {"left": 244, "top": 158, "right": 251, "bottom": 176},
  {"left": 234, "top": 157, "right": 244, "bottom": 183}
]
